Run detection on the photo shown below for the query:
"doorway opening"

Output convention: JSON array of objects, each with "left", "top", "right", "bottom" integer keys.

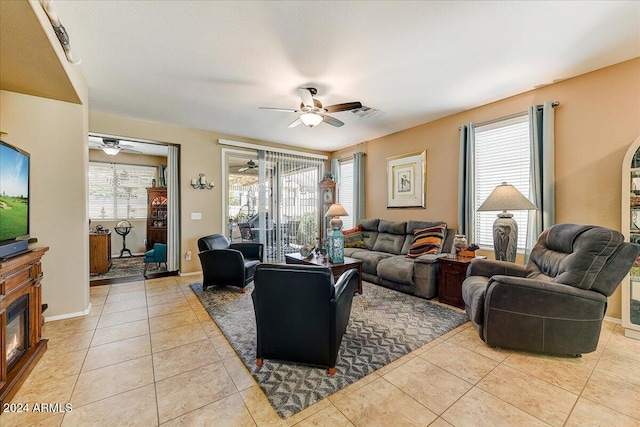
[{"left": 88, "top": 133, "right": 179, "bottom": 285}]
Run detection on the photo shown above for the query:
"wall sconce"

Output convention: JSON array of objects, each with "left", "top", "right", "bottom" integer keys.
[{"left": 191, "top": 173, "right": 214, "bottom": 190}]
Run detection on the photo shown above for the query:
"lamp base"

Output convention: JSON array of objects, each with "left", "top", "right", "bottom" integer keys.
[
  {"left": 329, "top": 217, "right": 343, "bottom": 230},
  {"left": 493, "top": 212, "right": 518, "bottom": 262}
]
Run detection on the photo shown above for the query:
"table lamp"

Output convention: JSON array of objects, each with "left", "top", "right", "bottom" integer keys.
[
  {"left": 477, "top": 182, "right": 537, "bottom": 262},
  {"left": 325, "top": 203, "right": 348, "bottom": 230}
]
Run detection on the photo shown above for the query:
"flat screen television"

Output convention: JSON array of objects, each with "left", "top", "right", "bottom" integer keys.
[{"left": 0, "top": 139, "right": 30, "bottom": 258}]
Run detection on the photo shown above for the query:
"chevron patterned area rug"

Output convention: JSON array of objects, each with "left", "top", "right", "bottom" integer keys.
[{"left": 190, "top": 281, "right": 468, "bottom": 419}]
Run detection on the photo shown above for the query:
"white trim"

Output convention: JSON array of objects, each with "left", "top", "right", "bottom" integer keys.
[
  {"left": 624, "top": 328, "right": 640, "bottom": 340},
  {"left": 221, "top": 148, "right": 258, "bottom": 234},
  {"left": 45, "top": 303, "right": 92, "bottom": 322},
  {"left": 604, "top": 315, "right": 621, "bottom": 325},
  {"left": 218, "top": 139, "right": 328, "bottom": 160},
  {"left": 179, "top": 271, "right": 202, "bottom": 277}
]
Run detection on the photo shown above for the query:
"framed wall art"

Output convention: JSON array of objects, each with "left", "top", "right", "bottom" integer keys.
[{"left": 386, "top": 150, "right": 426, "bottom": 208}]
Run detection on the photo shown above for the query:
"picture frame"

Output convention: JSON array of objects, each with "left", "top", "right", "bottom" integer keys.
[{"left": 386, "top": 150, "right": 426, "bottom": 208}]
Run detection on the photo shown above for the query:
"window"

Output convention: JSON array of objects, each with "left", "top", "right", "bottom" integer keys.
[
  {"left": 338, "top": 159, "right": 354, "bottom": 229},
  {"left": 474, "top": 114, "right": 531, "bottom": 250},
  {"left": 88, "top": 162, "right": 156, "bottom": 220}
]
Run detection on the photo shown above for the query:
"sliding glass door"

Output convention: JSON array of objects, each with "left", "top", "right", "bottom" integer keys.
[{"left": 224, "top": 149, "right": 323, "bottom": 262}]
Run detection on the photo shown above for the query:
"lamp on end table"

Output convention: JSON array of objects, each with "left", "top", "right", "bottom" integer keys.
[{"left": 477, "top": 182, "right": 537, "bottom": 262}]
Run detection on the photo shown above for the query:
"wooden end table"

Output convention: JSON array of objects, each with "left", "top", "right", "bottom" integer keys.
[
  {"left": 437, "top": 255, "right": 473, "bottom": 309},
  {"left": 284, "top": 253, "right": 363, "bottom": 295}
]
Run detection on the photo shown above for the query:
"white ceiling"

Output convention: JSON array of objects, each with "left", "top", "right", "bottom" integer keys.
[{"left": 55, "top": 1, "right": 640, "bottom": 152}]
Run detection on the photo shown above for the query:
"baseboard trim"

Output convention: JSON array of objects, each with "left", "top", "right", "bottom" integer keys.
[
  {"left": 179, "top": 271, "right": 201, "bottom": 277},
  {"left": 45, "top": 303, "right": 92, "bottom": 322},
  {"left": 604, "top": 315, "right": 621, "bottom": 325}
]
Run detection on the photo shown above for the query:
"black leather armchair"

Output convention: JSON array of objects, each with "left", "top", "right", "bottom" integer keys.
[
  {"left": 197, "top": 234, "right": 263, "bottom": 293},
  {"left": 462, "top": 224, "right": 640, "bottom": 355},
  {"left": 251, "top": 263, "right": 359, "bottom": 375}
]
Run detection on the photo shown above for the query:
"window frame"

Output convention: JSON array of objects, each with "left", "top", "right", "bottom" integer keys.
[
  {"left": 88, "top": 161, "right": 157, "bottom": 221},
  {"left": 337, "top": 157, "right": 354, "bottom": 230},
  {"left": 472, "top": 113, "right": 531, "bottom": 252}
]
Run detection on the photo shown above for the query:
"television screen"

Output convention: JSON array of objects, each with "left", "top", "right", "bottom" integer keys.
[{"left": 0, "top": 140, "right": 30, "bottom": 243}]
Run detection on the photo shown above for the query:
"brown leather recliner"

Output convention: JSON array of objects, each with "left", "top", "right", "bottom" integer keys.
[
  {"left": 252, "top": 263, "right": 359, "bottom": 375},
  {"left": 197, "top": 234, "right": 263, "bottom": 293},
  {"left": 462, "top": 224, "right": 640, "bottom": 355}
]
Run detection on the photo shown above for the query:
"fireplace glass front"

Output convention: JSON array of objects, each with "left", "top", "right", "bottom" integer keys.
[{"left": 6, "top": 294, "right": 29, "bottom": 371}]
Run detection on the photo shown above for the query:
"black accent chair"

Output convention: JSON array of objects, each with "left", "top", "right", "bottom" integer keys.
[
  {"left": 197, "top": 234, "right": 263, "bottom": 293},
  {"left": 252, "top": 263, "right": 359, "bottom": 375},
  {"left": 462, "top": 224, "right": 640, "bottom": 355}
]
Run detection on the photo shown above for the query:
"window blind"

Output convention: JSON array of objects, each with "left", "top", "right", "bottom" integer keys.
[
  {"left": 338, "top": 159, "right": 354, "bottom": 229},
  {"left": 474, "top": 115, "right": 530, "bottom": 250},
  {"left": 88, "top": 162, "right": 156, "bottom": 220}
]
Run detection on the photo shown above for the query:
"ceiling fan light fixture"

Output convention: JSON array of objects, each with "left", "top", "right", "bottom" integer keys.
[
  {"left": 300, "top": 113, "right": 322, "bottom": 128},
  {"left": 102, "top": 146, "right": 120, "bottom": 156}
]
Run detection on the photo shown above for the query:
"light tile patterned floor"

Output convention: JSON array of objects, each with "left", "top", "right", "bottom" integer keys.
[{"left": 3, "top": 276, "right": 640, "bottom": 426}]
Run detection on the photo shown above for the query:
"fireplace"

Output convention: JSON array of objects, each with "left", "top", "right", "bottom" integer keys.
[
  {"left": 0, "top": 247, "right": 48, "bottom": 406},
  {"left": 6, "top": 295, "right": 29, "bottom": 371}
]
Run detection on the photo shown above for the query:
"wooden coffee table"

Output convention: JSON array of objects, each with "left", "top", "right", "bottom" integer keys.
[{"left": 284, "top": 253, "right": 363, "bottom": 295}]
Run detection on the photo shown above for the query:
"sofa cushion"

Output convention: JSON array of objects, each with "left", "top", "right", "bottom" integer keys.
[
  {"left": 359, "top": 218, "right": 380, "bottom": 231},
  {"left": 373, "top": 233, "right": 406, "bottom": 255},
  {"left": 349, "top": 251, "right": 393, "bottom": 275},
  {"left": 378, "top": 220, "right": 407, "bottom": 234},
  {"left": 344, "top": 247, "right": 367, "bottom": 257},
  {"left": 407, "top": 220, "right": 446, "bottom": 234},
  {"left": 406, "top": 224, "right": 446, "bottom": 258},
  {"left": 343, "top": 225, "right": 366, "bottom": 248},
  {"left": 377, "top": 256, "right": 414, "bottom": 286},
  {"left": 362, "top": 230, "right": 379, "bottom": 250},
  {"left": 401, "top": 234, "right": 413, "bottom": 255}
]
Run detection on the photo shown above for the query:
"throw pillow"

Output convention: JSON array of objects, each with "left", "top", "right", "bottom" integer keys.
[
  {"left": 406, "top": 224, "right": 446, "bottom": 258},
  {"left": 343, "top": 225, "right": 366, "bottom": 248}
]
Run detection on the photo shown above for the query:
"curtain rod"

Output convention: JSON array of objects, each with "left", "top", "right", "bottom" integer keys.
[{"left": 458, "top": 101, "right": 560, "bottom": 131}]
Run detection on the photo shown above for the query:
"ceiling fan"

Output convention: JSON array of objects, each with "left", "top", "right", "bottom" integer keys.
[
  {"left": 90, "top": 137, "right": 142, "bottom": 156},
  {"left": 238, "top": 159, "right": 258, "bottom": 172},
  {"left": 260, "top": 87, "right": 362, "bottom": 128}
]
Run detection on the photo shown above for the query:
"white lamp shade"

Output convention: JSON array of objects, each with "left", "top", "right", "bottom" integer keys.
[
  {"left": 300, "top": 113, "right": 323, "bottom": 127},
  {"left": 325, "top": 203, "right": 348, "bottom": 217},
  {"left": 477, "top": 182, "right": 537, "bottom": 212}
]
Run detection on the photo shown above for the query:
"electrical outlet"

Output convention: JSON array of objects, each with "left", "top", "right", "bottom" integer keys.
[{"left": 185, "top": 250, "right": 192, "bottom": 261}]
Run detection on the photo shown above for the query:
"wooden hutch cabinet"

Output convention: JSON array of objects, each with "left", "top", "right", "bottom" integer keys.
[{"left": 146, "top": 187, "right": 167, "bottom": 251}]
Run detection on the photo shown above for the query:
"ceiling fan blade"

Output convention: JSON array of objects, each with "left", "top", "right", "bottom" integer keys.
[
  {"left": 120, "top": 148, "right": 143, "bottom": 154},
  {"left": 238, "top": 167, "right": 249, "bottom": 172},
  {"left": 259, "top": 107, "right": 299, "bottom": 113},
  {"left": 288, "top": 118, "right": 303, "bottom": 128},
  {"left": 324, "top": 102, "right": 362, "bottom": 113},
  {"left": 320, "top": 114, "right": 344, "bottom": 127},
  {"left": 297, "top": 88, "right": 314, "bottom": 109}
]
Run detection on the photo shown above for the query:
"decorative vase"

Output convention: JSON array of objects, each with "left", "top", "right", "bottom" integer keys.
[{"left": 453, "top": 234, "right": 468, "bottom": 254}]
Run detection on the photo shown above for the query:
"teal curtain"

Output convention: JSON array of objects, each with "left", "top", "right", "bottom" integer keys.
[
  {"left": 353, "top": 152, "right": 366, "bottom": 224},
  {"left": 458, "top": 123, "right": 475, "bottom": 240},
  {"left": 526, "top": 101, "right": 556, "bottom": 261},
  {"left": 331, "top": 158, "right": 340, "bottom": 184}
]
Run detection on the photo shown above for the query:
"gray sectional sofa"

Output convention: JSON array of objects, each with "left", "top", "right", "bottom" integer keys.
[{"left": 343, "top": 219, "right": 454, "bottom": 299}]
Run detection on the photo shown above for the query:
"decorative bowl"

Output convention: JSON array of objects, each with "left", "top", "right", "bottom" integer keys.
[{"left": 300, "top": 244, "right": 315, "bottom": 258}]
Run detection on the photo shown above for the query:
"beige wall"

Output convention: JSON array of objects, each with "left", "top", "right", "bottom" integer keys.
[
  {"left": 89, "top": 150, "right": 167, "bottom": 255},
  {"left": 332, "top": 58, "right": 640, "bottom": 318},
  {"left": 0, "top": 1, "right": 90, "bottom": 319},
  {"left": 0, "top": 90, "right": 90, "bottom": 318},
  {"left": 89, "top": 111, "right": 329, "bottom": 274}
]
